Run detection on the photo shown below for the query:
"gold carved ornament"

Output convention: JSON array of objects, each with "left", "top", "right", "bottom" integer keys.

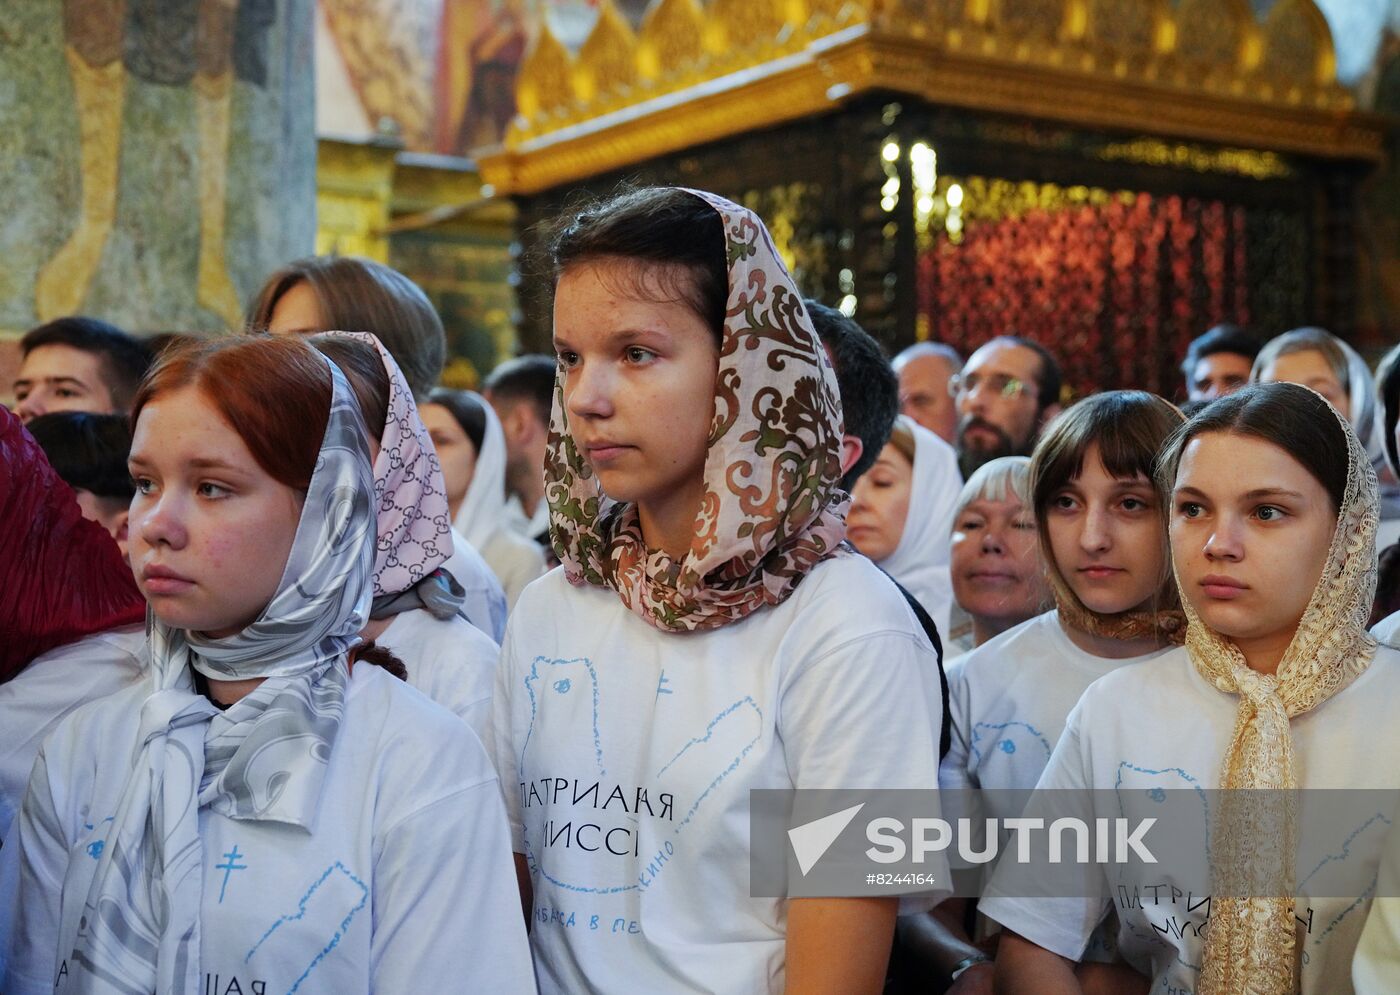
[{"left": 479, "top": 0, "right": 1378, "bottom": 195}]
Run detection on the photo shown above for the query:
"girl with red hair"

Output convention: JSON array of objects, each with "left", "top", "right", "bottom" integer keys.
[{"left": 1, "top": 337, "right": 533, "bottom": 993}]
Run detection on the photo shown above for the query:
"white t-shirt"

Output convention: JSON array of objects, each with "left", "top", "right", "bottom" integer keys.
[
  {"left": 489, "top": 555, "right": 947, "bottom": 995},
  {"left": 441, "top": 529, "right": 510, "bottom": 641},
  {"left": 1, "top": 664, "right": 535, "bottom": 995},
  {"left": 1371, "top": 610, "right": 1400, "bottom": 648},
  {"left": 0, "top": 626, "right": 146, "bottom": 845},
  {"left": 980, "top": 646, "right": 1400, "bottom": 995},
  {"left": 941, "top": 610, "right": 1169, "bottom": 825},
  {"left": 1354, "top": 819, "right": 1400, "bottom": 994},
  {"left": 375, "top": 608, "right": 500, "bottom": 743}
]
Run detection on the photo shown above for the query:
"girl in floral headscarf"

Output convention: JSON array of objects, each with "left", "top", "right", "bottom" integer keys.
[
  {"left": 1, "top": 337, "right": 532, "bottom": 994},
  {"left": 984, "top": 382, "right": 1400, "bottom": 995},
  {"left": 309, "top": 332, "right": 502, "bottom": 742},
  {"left": 486, "top": 187, "right": 946, "bottom": 994}
]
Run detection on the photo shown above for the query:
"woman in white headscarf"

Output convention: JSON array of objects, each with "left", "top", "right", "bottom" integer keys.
[
  {"left": 421, "top": 387, "right": 547, "bottom": 609},
  {"left": 849, "top": 415, "right": 962, "bottom": 639},
  {"left": 0, "top": 336, "right": 533, "bottom": 994},
  {"left": 1253, "top": 326, "right": 1400, "bottom": 547}
]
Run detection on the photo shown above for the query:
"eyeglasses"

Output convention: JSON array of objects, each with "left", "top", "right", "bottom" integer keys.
[{"left": 948, "top": 372, "right": 1037, "bottom": 401}]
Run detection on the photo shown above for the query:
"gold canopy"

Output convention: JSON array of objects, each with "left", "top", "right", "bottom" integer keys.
[{"left": 477, "top": 0, "right": 1383, "bottom": 195}]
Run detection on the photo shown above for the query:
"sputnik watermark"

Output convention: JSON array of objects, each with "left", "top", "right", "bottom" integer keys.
[
  {"left": 862, "top": 815, "right": 1157, "bottom": 867},
  {"left": 750, "top": 788, "right": 1173, "bottom": 899}
]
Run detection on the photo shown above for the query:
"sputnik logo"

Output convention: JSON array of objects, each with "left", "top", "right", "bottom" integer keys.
[{"left": 787, "top": 803, "right": 865, "bottom": 875}]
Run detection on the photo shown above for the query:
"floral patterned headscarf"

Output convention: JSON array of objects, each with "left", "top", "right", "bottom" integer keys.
[{"left": 545, "top": 189, "right": 849, "bottom": 632}]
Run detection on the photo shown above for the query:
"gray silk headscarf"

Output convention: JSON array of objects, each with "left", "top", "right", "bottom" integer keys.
[{"left": 64, "top": 355, "right": 376, "bottom": 994}]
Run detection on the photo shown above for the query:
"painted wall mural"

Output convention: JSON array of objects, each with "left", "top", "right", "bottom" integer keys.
[{"left": 1, "top": 0, "right": 315, "bottom": 334}]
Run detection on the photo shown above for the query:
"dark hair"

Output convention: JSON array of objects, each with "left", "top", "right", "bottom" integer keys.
[
  {"left": 308, "top": 335, "right": 391, "bottom": 440},
  {"left": 25, "top": 412, "right": 134, "bottom": 501},
  {"left": 805, "top": 299, "right": 897, "bottom": 486},
  {"left": 483, "top": 354, "right": 557, "bottom": 428},
  {"left": 1032, "top": 390, "right": 1185, "bottom": 520},
  {"left": 427, "top": 388, "right": 489, "bottom": 456},
  {"left": 133, "top": 337, "right": 332, "bottom": 493},
  {"left": 1156, "top": 382, "right": 1349, "bottom": 514},
  {"left": 545, "top": 186, "right": 728, "bottom": 343},
  {"left": 1377, "top": 343, "right": 1400, "bottom": 476},
  {"left": 245, "top": 256, "right": 446, "bottom": 399},
  {"left": 21, "top": 317, "right": 154, "bottom": 412},
  {"left": 982, "top": 335, "right": 1062, "bottom": 412},
  {"left": 1180, "top": 323, "right": 1260, "bottom": 382}
]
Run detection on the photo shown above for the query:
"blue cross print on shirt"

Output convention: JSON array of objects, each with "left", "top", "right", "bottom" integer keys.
[{"left": 216, "top": 845, "right": 248, "bottom": 903}]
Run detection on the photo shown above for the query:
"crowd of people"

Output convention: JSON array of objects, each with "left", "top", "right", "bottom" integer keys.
[{"left": 3, "top": 184, "right": 1400, "bottom": 993}]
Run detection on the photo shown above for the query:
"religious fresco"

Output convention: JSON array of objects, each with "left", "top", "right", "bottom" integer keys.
[
  {"left": 1, "top": 0, "right": 315, "bottom": 335},
  {"left": 318, "top": 0, "right": 536, "bottom": 155},
  {"left": 317, "top": 0, "right": 657, "bottom": 156}
]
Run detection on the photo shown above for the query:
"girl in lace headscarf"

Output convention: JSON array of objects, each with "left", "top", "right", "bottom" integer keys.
[
  {"left": 0, "top": 336, "right": 533, "bottom": 994},
  {"left": 488, "top": 186, "right": 945, "bottom": 994},
  {"left": 983, "top": 382, "right": 1400, "bottom": 995}
]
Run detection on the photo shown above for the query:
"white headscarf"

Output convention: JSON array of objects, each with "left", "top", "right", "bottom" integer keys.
[
  {"left": 451, "top": 392, "right": 509, "bottom": 553},
  {"left": 63, "top": 353, "right": 375, "bottom": 994},
  {"left": 877, "top": 416, "right": 962, "bottom": 639}
]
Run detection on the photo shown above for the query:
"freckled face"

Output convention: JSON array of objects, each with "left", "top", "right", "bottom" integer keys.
[
  {"left": 128, "top": 386, "right": 303, "bottom": 637},
  {"left": 553, "top": 260, "right": 719, "bottom": 528}
]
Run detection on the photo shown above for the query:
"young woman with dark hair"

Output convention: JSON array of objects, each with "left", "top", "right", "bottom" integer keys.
[
  {"left": 911, "top": 391, "right": 1184, "bottom": 990},
  {"left": 987, "top": 382, "right": 1400, "bottom": 995},
  {"left": 421, "top": 387, "right": 548, "bottom": 609},
  {"left": 0, "top": 337, "right": 533, "bottom": 993},
  {"left": 25, "top": 412, "right": 134, "bottom": 560},
  {"left": 488, "top": 187, "right": 945, "bottom": 993},
  {"left": 245, "top": 256, "right": 510, "bottom": 640}
]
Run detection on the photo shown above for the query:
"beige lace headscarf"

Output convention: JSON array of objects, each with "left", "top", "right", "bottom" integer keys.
[{"left": 1176, "top": 394, "right": 1379, "bottom": 995}]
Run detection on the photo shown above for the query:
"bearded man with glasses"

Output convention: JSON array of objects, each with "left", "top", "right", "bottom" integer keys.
[{"left": 950, "top": 336, "right": 1063, "bottom": 479}]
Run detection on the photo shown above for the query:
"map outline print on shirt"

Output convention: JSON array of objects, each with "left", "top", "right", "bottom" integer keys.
[
  {"left": 1112, "top": 762, "right": 1210, "bottom": 974},
  {"left": 655, "top": 695, "right": 763, "bottom": 831},
  {"left": 1299, "top": 811, "right": 1393, "bottom": 952},
  {"left": 244, "top": 861, "right": 369, "bottom": 994},
  {"left": 520, "top": 655, "right": 763, "bottom": 894},
  {"left": 524, "top": 656, "right": 605, "bottom": 778},
  {"left": 968, "top": 720, "right": 1052, "bottom": 768}
]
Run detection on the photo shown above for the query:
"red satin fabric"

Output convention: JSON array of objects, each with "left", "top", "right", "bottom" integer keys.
[{"left": 1, "top": 406, "right": 144, "bottom": 682}]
